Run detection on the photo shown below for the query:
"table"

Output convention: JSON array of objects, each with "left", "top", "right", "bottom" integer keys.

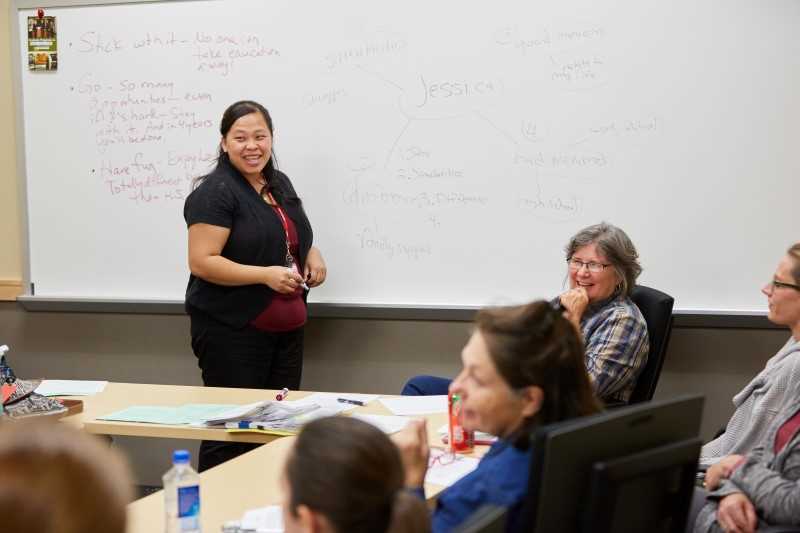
[
  {"left": 66, "top": 382, "right": 317, "bottom": 443},
  {"left": 57, "top": 382, "right": 484, "bottom": 532}
]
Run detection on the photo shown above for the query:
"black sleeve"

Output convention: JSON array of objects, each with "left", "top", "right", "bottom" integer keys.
[{"left": 184, "top": 178, "right": 238, "bottom": 229}]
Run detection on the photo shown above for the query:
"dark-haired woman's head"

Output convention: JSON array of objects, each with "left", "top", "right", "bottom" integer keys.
[
  {"left": 449, "top": 300, "right": 600, "bottom": 445},
  {"left": 218, "top": 100, "right": 276, "bottom": 185},
  {"left": 282, "top": 417, "right": 430, "bottom": 533}
]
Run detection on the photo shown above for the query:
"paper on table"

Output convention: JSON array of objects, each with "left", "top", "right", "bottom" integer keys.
[
  {"left": 350, "top": 413, "right": 411, "bottom": 434},
  {"left": 240, "top": 505, "right": 283, "bottom": 532},
  {"left": 199, "top": 400, "right": 318, "bottom": 426},
  {"left": 287, "top": 392, "right": 380, "bottom": 413},
  {"left": 35, "top": 380, "right": 108, "bottom": 396},
  {"left": 425, "top": 449, "right": 480, "bottom": 487},
  {"left": 97, "top": 404, "right": 234, "bottom": 425},
  {"left": 379, "top": 395, "right": 448, "bottom": 416}
]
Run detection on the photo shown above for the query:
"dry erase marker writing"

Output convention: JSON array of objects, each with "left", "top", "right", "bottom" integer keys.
[
  {"left": 337, "top": 398, "right": 364, "bottom": 407},
  {"left": 275, "top": 387, "right": 289, "bottom": 401}
]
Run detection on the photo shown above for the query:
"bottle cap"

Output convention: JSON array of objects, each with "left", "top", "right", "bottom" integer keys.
[{"left": 173, "top": 449, "right": 190, "bottom": 464}]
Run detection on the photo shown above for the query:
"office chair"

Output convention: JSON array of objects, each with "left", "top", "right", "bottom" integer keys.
[{"left": 628, "top": 284, "right": 675, "bottom": 404}]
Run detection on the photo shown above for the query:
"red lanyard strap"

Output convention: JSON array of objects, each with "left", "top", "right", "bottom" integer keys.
[{"left": 267, "top": 192, "right": 294, "bottom": 265}]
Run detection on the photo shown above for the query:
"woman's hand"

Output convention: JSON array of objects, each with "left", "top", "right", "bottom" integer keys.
[
  {"left": 391, "top": 419, "right": 430, "bottom": 488},
  {"left": 264, "top": 266, "right": 304, "bottom": 294},
  {"left": 705, "top": 454, "right": 746, "bottom": 490},
  {"left": 716, "top": 492, "right": 757, "bottom": 533},
  {"left": 303, "top": 246, "right": 327, "bottom": 288},
  {"left": 560, "top": 287, "right": 589, "bottom": 328}
]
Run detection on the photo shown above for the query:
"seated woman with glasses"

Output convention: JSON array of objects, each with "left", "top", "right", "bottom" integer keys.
[
  {"left": 402, "top": 222, "right": 649, "bottom": 405},
  {"left": 282, "top": 416, "right": 430, "bottom": 533},
  {"left": 690, "top": 377, "right": 800, "bottom": 533},
  {"left": 699, "top": 243, "right": 800, "bottom": 469},
  {"left": 392, "top": 300, "right": 602, "bottom": 532}
]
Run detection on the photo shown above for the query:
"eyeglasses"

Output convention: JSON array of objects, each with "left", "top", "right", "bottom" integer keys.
[
  {"left": 766, "top": 279, "right": 800, "bottom": 292},
  {"left": 567, "top": 258, "right": 611, "bottom": 273},
  {"left": 428, "top": 448, "right": 459, "bottom": 468}
]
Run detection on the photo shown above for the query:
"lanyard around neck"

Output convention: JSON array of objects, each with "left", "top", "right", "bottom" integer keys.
[{"left": 267, "top": 192, "right": 294, "bottom": 264}]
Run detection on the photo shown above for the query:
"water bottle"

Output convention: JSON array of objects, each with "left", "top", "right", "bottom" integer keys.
[{"left": 163, "top": 449, "right": 201, "bottom": 533}]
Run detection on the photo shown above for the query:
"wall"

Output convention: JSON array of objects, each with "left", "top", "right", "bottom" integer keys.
[{"left": 0, "top": 0, "right": 23, "bottom": 299}]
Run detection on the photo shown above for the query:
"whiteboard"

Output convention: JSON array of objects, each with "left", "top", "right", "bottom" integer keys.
[{"left": 15, "top": 0, "right": 800, "bottom": 312}]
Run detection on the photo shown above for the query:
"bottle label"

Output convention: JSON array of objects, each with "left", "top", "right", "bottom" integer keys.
[{"left": 177, "top": 485, "right": 200, "bottom": 531}]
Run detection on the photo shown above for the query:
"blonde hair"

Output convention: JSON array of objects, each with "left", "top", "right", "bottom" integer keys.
[
  {"left": 0, "top": 419, "right": 133, "bottom": 533},
  {"left": 788, "top": 243, "right": 800, "bottom": 284}
]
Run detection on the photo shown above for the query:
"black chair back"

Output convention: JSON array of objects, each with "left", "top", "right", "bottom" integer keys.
[{"left": 628, "top": 285, "right": 675, "bottom": 404}]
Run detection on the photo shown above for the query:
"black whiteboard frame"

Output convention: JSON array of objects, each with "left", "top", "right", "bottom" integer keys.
[{"left": 8, "top": 0, "right": 780, "bottom": 329}]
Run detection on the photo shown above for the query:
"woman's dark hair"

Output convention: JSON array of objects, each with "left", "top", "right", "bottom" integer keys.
[
  {"left": 475, "top": 300, "right": 601, "bottom": 446},
  {"left": 788, "top": 243, "right": 800, "bottom": 284},
  {"left": 285, "top": 417, "right": 430, "bottom": 533},
  {"left": 564, "top": 222, "right": 642, "bottom": 297},
  {"left": 194, "top": 100, "right": 298, "bottom": 205}
]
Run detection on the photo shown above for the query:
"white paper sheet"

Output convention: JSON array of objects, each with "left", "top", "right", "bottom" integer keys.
[
  {"left": 240, "top": 505, "right": 283, "bottom": 532},
  {"left": 379, "top": 395, "right": 448, "bottom": 416},
  {"left": 424, "top": 449, "right": 480, "bottom": 487},
  {"left": 34, "top": 380, "right": 108, "bottom": 396},
  {"left": 350, "top": 413, "right": 411, "bottom": 434},
  {"left": 286, "top": 392, "right": 380, "bottom": 413}
]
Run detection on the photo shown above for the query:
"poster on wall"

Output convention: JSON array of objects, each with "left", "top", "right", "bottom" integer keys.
[{"left": 27, "top": 15, "right": 58, "bottom": 71}]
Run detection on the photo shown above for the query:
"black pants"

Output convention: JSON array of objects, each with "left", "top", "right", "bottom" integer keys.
[{"left": 190, "top": 312, "right": 304, "bottom": 472}]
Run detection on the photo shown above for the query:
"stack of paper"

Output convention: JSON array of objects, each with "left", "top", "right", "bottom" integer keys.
[{"left": 198, "top": 400, "right": 318, "bottom": 426}]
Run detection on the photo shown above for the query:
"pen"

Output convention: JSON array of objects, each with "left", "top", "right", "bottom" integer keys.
[
  {"left": 276, "top": 387, "right": 289, "bottom": 401},
  {"left": 337, "top": 398, "right": 364, "bottom": 407}
]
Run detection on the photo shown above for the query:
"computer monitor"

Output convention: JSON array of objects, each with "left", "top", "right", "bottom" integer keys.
[{"left": 517, "top": 394, "right": 704, "bottom": 533}]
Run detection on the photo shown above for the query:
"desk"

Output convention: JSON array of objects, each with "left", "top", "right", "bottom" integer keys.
[
  {"left": 100, "top": 383, "right": 478, "bottom": 533},
  {"left": 127, "top": 436, "right": 294, "bottom": 533},
  {"left": 60, "top": 382, "right": 477, "bottom": 532},
  {"left": 126, "top": 414, "right": 473, "bottom": 533},
  {"left": 65, "top": 382, "right": 316, "bottom": 443}
]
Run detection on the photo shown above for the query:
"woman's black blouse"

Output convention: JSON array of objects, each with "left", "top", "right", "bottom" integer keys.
[{"left": 183, "top": 158, "right": 313, "bottom": 328}]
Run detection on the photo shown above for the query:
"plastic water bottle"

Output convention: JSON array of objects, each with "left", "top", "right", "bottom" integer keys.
[{"left": 163, "top": 449, "right": 201, "bottom": 533}]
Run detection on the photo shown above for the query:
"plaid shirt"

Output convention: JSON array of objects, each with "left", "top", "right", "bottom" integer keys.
[{"left": 580, "top": 295, "right": 649, "bottom": 404}]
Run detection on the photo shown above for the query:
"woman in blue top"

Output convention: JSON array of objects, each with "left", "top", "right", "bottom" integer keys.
[{"left": 393, "top": 300, "right": 602, "bottom": 532}]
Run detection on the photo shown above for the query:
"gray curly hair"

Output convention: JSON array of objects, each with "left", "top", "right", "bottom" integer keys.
[{"left": 564, "top": 222, "right": 642, "bottom": 297}]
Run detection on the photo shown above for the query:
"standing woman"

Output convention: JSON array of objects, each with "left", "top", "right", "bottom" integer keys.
[{"left": 184, "top": 100, "right": 326, "bottom": 470}]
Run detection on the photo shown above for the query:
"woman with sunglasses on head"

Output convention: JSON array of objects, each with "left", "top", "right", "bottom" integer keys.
[
  {"left": 699, "top": 243, "right": 800, "bottom": 469},
  {"left": 393, "top": 300, "right": 602, "bottom": 532},
  {"left": 403, "top": 222, "right": 649, "bottom": 405},
  {"left": 184, "top": 100, "right": 327, "bottom": 471}
]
